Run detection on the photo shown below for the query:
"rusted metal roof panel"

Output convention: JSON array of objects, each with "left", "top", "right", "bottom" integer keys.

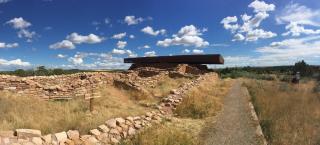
[{"left": 124, "top": 54, "right": 224, "bottom": 64}]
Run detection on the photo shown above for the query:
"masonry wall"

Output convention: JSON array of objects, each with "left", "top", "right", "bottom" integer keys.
[{"left": 0, "top": 72, "right": 120, "bottom": 100}]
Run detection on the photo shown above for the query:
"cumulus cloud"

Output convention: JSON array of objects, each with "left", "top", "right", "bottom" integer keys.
[
  {"left": 68, "top": 54, "right": 84, "bottom": 65},
  {"left": 0, "top": 42, "right": 19, "bottom": 48},
  {"left": 49, "top": 40, "right": 75, "bottom": 49},
  {"left": 66, "top": 33, "right": 103, "bottom": 44},
  {"left": 6, "top": 17, "right": 37, "bottom": 42},
  {"left": 50, "top": 33, "right": 103, "bottom": 49},
  {"left": 221, "top": 0, "right": 277, "bottom": 41},
  {"left": 141, "top": 26, "right": 166, "bottom": 36},
  {"left": 0, "top": 58, "right": 31, "bottom": 70},
  {"left": 116, "top": 41, "right": 127, "bottom": 49},
  {"left": 57, "top": 54, "right": 67, "bottom": 58},
  {"left": 222, "top": 35, "right": 320, "bottom": 67},
  {"left": 248, "top": 0, "right": 275, "bottom": 13},
  {"left": 192, "top": 49, "right": 204, "bottom": 54},
  {"left": 112, "top": 48, "right": 137, "bottom": 57},
  {"left": 221, "top": 16, "right": 239, "bottom": 33},
  {"left": 157, "top": 25, "right": 209, "bottom": 48},
  {"left": 129, "top": 35, "right": 135, "bottom": 39},
  {"left": 112, "top": 32, "right": 126, "bottom": 39},
  {"left": 276, "top": 3, "right": 320, "bottom": 36},
  {"left": 124, "top": 16, "right": 144, "bottom": 25},
  {"left": 144, "top": 51, "right": 156, "bottom": 57},
  {"left": 6, "top": 17, "right": 31, "bottom": 29}
]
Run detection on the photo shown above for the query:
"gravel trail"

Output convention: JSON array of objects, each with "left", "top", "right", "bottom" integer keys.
[{"left": 202, "top": 81, "right": 263, "bottom": 145}]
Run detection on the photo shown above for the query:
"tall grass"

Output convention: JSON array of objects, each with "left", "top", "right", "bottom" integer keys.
[
  {"left": 120, "top": 124, "right": 199, "bottom": 145},
  {"left": 0, "top": 85, "right": 151, "bottom": 134},
  {"left": 175, "top": 77, "right": 230, "bottom": 119},
  {"left": 147, "top": 77, "right": 190, "bottom": 97},
  {"left": 244, "top": 80, "right": 320, "bottom": 145}
]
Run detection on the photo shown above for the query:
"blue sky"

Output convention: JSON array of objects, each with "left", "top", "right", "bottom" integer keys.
[{"left": 0, "top": 0, "right": 320, "bottom": 70}]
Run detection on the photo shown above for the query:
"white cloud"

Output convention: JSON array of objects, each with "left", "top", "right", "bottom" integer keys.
[
  {"left": 157, "top": 25, "right": 209, "bottom": 48},
  {"left": 129, "top": 34, "right": 135, "bottom": 39},
  {"left": 6, "top": 17, "right": 37, "bottom": 41},
  {"left": 282, "top": 22, "right": 320, "bottom": 36},
  {"left": 232, "top": 33, "right": 245, "bottom": 41},
  {"left": 17, "top": 29, "right": 36, "bottom": 40},
  {"left": 182, "top": 49, "right": 190, "bottom": 54},
  {"left": 246, "top": 29, "right": 277, "bottom": 41},
  {"left": 221, "top": 16, "right": 239, "bottom": 33},
  {"left": 49, "top": 40, "right": 75, "bottom": 49},
  {"left": 138, "top": 45, "right": 150, "bottom": 49},
  {"left": 57, "top": 54, "right": 67, "bottom": 58},
  {"left": 116, "top": 41, "right": 127, "bottom": 49},
  {"left": 248, "top": 0, "right": 275, "bottom": 13},
  {"left": 0, "top": 0, "right": 11, "bottom": 4},
  {"left": 124, "top": 16, "right": 144, "bottom": 25},
  {"left": 144, "top": 51, "right": 156, "bottom": 57},
  {"left": 0, "top": 58, "right": 31, "bottom": 68},
  {"left": 112, "top": 49, "right": 126, "bottom": 55},
  {"left": 66, "top": 33, "right": 103, "bottom": 44},
  {"left": 6, "top": 17, "right": 31, "bottom": 29},
  {"left": 276, "top": 3, "right": 320, "bottom": 36},
  {"left": 50, "top": 33, "right": 103, "bottom": 49},
  {"left": 68, "top": 54, "right": 84, "bottom": 65},
  {"left": 276, "top": 3, "right": 320, "bottom": 26},
  {"left": 0, "top": 42, "right": 18, "bottom": 48},
  {"left": 112, "top": 32, "right": 126, "bottom": 39},
  {"left": 221, "top": 0, "right": 276, "bottom": 41},
  {"left": 112, "top": 48, "right": 137, "bottom": 57},
  {"left": 141, "top": 26, "right": 166, "bottom": 36},
  {"left": 223, "top": 35, "right": 320, "bottom": 67},
  {"left": 192, "top": 49, "right": 204, "bottom": 54}
]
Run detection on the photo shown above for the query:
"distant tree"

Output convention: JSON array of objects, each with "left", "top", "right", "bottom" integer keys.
[
  {"left": 14, "top": 69, "right": 26, "bottom": 77},
  {"left": 35, "top": 66, "right": 49, "bottom": 76},
  {"left": 293, "top": 60, "right": 312, "bottom": 77},
  {"left": 52, "top": 68, "right": 64, "bottom": 75}
]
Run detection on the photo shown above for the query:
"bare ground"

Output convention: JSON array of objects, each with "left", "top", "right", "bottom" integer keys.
[{"left": 201, "top": 81, "right": 264, "bottom": 145}]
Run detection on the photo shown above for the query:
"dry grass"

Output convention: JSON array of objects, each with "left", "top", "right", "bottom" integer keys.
[
  {"left": 147, "top": 76, "right": 190, "bottom": 98},
  {"left": 0, "top": 85, "right": 152, "bottom": 134},
  {"left": 122, "top": 76, "right": 232, "bottom": 145},
  {"left": 120, "top": 123, "right": 200, "bottom": 145},
  {"left": 175, "top": 77, "right": 232, "bottom": 119},
  {"left": 244, "top": 79, "right": 320, "bottom": 145}
]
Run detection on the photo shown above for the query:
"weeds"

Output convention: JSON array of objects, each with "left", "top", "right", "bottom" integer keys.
[
  {"left": 0, "top": 85, "right": 151, "bottom": 134},
  {"left": 245, "top": 79, "right": 320, "bottom": 145},
  {"left": 120, "top": 124, "right": 199, "bottom": 145}
]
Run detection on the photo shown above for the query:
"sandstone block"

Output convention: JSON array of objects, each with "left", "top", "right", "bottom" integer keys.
[
  {"left": 127, "top": 127, "right": 136, "bottom": 136},
  {"left": 31, "top": 137, "right": 42, "bottom": 145},
  {"left": 98, "top": 124, "right": 110, "bottom": 133},
  {"left": 105, "top": 119, "right": 117, "bottom": 128},
  {"left": 66, "top": 130, "right": 79, "bottom": 140},
  {"left": 115, "top": 117, "right": 125, "bottom": 125},
  {"left": 16, "top": 129, "right": 41, "bottom": 138},
  {"left": 41, "top": 134, "right": 52, "bottom": 144},
  {"left": 90, "top": 129, "right": 101, "bottom": 136},
  {"left": 54, "top": 131, "right": 68, "bottom": 143}
]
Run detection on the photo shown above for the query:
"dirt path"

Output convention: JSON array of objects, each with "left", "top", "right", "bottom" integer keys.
[{"left": 202, "top": 80, "right": 263, "bottom": 145}]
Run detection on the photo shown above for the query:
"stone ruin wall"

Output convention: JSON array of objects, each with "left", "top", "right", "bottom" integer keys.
[
  {"left": 0, "top": 72, "right": 121, "bottom": 100},
  {"left": 0, "top": 72, "right": 219, "bottom": 145}
]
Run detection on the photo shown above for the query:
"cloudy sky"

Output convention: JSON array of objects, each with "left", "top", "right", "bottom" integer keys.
[{"left": 0, "top": 0, "right": 320, "bottom": 70}]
